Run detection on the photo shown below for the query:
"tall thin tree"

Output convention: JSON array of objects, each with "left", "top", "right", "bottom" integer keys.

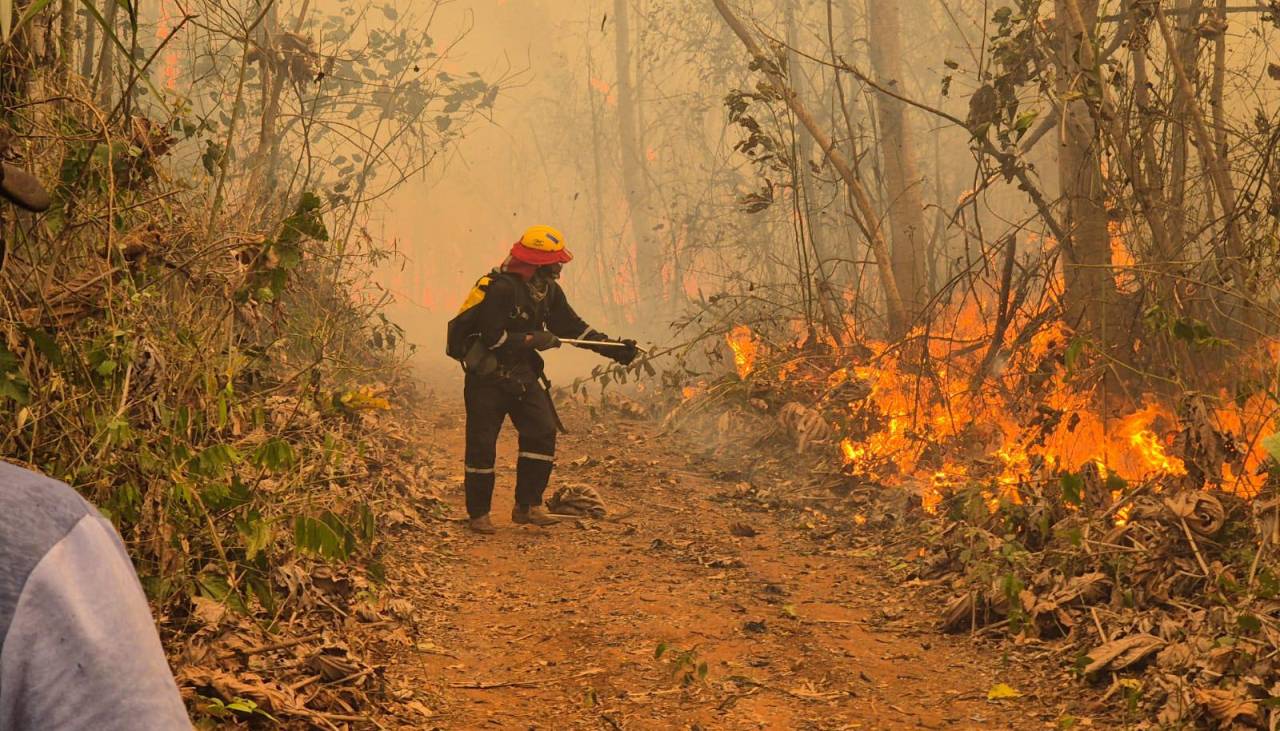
[
  {"left": 612, "top": 0, "right": 661, "bottom": 314},
  {"left": 866, "top": 0, "right": 929, "bottom": 320}
]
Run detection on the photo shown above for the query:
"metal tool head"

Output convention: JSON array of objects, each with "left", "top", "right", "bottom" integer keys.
[{"left": 559, "top": 338, "right": 647, "bottom": 354}]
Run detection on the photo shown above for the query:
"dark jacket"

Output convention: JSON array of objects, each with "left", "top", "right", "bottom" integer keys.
[{"left": 471, "top": 274, "right": 601, "bottom": 384}]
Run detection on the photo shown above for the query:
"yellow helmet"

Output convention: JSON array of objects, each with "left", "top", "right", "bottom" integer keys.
[{"left": 513, "top": 225, "right": 573, "bottom": 264}]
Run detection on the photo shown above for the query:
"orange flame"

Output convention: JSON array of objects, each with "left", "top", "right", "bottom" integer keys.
[
  {"left": 1117, "top": 404, "right": 1186, "bottom": 476},
  {"left": 826, "top": 293, "right": 1274, "bottom": 511},
  {"left": 727, "top": 325, "right": 758, "bottom": 379}
]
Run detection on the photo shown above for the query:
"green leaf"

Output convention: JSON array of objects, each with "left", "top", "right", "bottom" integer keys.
[
  {"left": 1105, "top": 473, "right": 1128, "bottom": 493},
  {"left": 1261, "top": 433, "right": 1280, "bottom": 463},
  {"left": 357, "top": 502, "right": 376, "bottom": 544},
  {"left": 1064, "top": 338, "right": 1086, "bottom": 373},
  {"left": 235, "top": 510, "right": 271, "bottom": 560},
  {"left": 294, "top": 514, "right": 353, "bottom": 561},
  {"left": 321, "top": 510, "right": 357, "bottom": 556},
  {"left": 1014, "top": 110, "right": 1038, "bottom": 140},
  {"left": 1238, "top": 613, "right": 1263, "bottom": 634},
  {"left": 272, "top": 242, "right": 302, "bottom": 269},
  {"left": 252, "top": 437, "right": 296, "bottom": 472},
  {"left": 1172, "top": 319, "right": 1195, "bottom": 342},
  {"left": 188, "top": 443, "right": 240, "bottom": 478},
  {"left": 278, "top": 191, "right": 328, "bottom": 245},
  {"left": 0, "top": 342, "right": 29, "bottom": 405},
  {"left": 654, "top": 642, "right": 667, "bottom": 660},
  {"left": 1060, "top": 472, "right": 1083, "bottom": 506},
  {"left": 196, "top": 572, "right": 247, "bottom": 614},
  {"left": 1258, "top": 568, "right": 1280, "bottom": 599},
  {"left": 247, "top": 574, "right": 277, "bottom": 615},
  {"left": 20, "top": 326, "right": 63, "bottom": 366},
  {"left": 222, "top": 697, "right": 277, "bottom": 722}
]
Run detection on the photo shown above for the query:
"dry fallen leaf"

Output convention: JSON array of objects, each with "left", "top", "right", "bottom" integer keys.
[
  {"left": 177, "top": 666, "right": 297, "bottom": 714},
  {"left": 1084, "top": 633, "right": 1165, "bottom": 675},
  {"left": 191, "top": 595, "right": 229, "bottom": 627},
  {"left": 405, "top": 700, "right": 435, "bottom": 718},
  {"left": 1163, "top": 491, "right": 1225, "bottom": 536},
  {"left": 1194, "top": 687, "right": 1260, "bottom": 726}
]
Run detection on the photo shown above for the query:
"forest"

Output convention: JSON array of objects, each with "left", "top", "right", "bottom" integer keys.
[{"left": 2, "top": 0, "right": 1280, "bottom": 728}]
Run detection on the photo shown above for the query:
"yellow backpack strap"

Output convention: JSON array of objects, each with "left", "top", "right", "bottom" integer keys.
[{"left": 456, "top": 275, "right": 494, "bottom": 315}]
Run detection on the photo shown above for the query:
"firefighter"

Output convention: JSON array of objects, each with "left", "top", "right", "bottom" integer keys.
[{"left": 449, "top": 225, "right": 637, "bottom": 534}]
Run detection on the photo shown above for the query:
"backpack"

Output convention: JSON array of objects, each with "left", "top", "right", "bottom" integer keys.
[
  {"left": 446, "top": 270, "right": 501, "bottom": 361},
  {"left": 447, "top": 270, "right": 560, "bottom": 377}
]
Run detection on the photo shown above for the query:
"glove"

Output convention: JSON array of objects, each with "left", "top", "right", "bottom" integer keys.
[
  {"left": 610, "top": 338, "right": 639, "bottom": 366},
  {"left": 526, "top": 331, "right": 561, "bottom": 351}
]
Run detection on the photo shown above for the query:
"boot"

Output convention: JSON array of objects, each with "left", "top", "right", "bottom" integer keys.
[
  {"left": 468, "top": 515, "right": 497, "bottom": 534},
  {"left": 512, "top": 504, "right": 559, "bottom": 526}
]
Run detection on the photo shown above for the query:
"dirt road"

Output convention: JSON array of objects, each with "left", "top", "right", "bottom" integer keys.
[{"left": 376, "top": 393, "right": 1084, "bottom": 730}]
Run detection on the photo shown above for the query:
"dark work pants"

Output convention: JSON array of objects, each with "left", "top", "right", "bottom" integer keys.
[{"left": 463, "top": 376, "right": 558, "bottom": 518}]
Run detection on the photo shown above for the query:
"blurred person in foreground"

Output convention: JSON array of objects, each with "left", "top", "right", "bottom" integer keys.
[
  {"left": 0, "top": 162, "right": 191, "bottom": 729},
  {"left": 446, "top": 225, "right": 638, "bottom": 534}
]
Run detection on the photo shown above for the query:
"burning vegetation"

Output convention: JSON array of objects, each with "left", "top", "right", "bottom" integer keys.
[
  {"left": 658, "top": 293, "right": 1280, "bottom": 726},
  {"left": 715, "top": 314, "right": 1271, "bottom": 510}
]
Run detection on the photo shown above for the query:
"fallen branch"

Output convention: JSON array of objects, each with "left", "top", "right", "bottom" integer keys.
[
  {"left": 1179, "top": 516, "right": 1213, "bottom": 577},
  {"left": 727, "top": 676, "right": 850, "bottom": 702},
  {"left": 449, "top": 667, "right": 604, "bottom": 690}
]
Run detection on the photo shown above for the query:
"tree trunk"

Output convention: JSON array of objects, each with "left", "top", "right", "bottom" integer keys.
[
  {"left": 252, "top": 3, "right": 286, "bottom": 211},
  {"left": 94, "top": 0, "right": 118, "bottom": 108},
  {"left": 612, "top": 0, "right": 661, "bottom": 314},
  {"left": 866, "top": 0, "right": 929, "bottom": 321},
  {"left": 1165, "top": 0, "right": 1204, "bottom": 252},
  {"left": 786, "top": 2, "right": 844, "bottom": 344},
  {"left": 585, "top": 4, "right": 615, "bottom": 321},
  {"left": 80, "top": 6, "right": 95, "bottom": 79},
  {"left": 1211, "top": 0, "right": 1228, "bottom": 161},
  {"left": 255, "top": 4, "right": 280, "bottom": 159},
  {"left": 1053, "top": 0, "right": 1121, "bottom": 346},
  {"left": 59, "top": 0, "right": 75, "bottom": 79},
  {"left": 1153, "top": 6, "right": 1247, "bottom": 297}
]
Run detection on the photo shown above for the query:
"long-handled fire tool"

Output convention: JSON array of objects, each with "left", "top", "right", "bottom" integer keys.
[{"left": 559, "top": 338, "right": 647, "bottom": 353}]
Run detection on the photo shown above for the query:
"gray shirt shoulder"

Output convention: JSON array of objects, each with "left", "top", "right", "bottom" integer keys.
[
  {"left": 0, "top": 461, "right": 190, "bottom": 730},
  {"left": 0, "top": 461, "right": 93, "bottom": 642}
]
